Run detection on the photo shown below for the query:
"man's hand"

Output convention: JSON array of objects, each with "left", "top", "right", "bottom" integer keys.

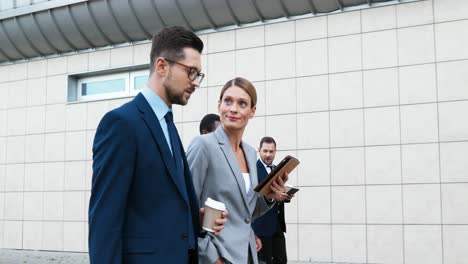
[
  {"left": 284, "top": 193, "right": 295, "bottom": 203},
  {"left": 266, "top": 173, "right": 289, "bottom": 202},
  {"left": 199, "top": 208, "right": 229, "bottom": 236},
  {"left": 255, "top": 236, "right": 263, "bottom": 252}
]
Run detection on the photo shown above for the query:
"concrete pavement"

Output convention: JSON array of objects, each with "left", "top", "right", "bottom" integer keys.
[{"left": 0, "top": 249, "right": 378, "bottom": 264}]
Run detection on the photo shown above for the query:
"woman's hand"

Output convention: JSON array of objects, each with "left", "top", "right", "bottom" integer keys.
[
  {"left": 255, "top": 236, "right": 263, "bottom": 252},
  {"left": 199, "top": 208, "right": 229, "bottom": 236},
  {"left": 214, "top": 258, "right": 224, "bottom": 264},
  {"left": 213, "top": 210, "right": 228, "bottom": 236}
]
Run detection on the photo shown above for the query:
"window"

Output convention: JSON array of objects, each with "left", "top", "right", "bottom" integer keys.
[
  {"left": 130, "top": 70, "right": 149, "bottom": 94},
  {"left": 75, "top": 69, "right": 149, "bottom": 101}
]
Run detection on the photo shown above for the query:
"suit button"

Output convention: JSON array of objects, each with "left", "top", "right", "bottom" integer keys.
[
  {"left": 181, "top": 234, "right": 188, "bottom": 240},
  {"left": 244, "top": 218, "right": 250, "bottom": 224}
]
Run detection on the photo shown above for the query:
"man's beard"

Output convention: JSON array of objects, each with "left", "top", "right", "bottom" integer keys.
[{"left": 163, "top": 73, "right": 188, "bottom": 106}]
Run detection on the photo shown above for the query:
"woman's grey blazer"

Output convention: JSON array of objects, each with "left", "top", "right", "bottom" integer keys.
[{"left": 187, "top": 126, "right": 271, "bottom": 264}]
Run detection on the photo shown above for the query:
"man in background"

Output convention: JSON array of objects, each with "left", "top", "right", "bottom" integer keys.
[
  {"left": 199, "top": 113, "right": 220, "bottom": 134},
  {"left": 252, "top": 137, "right": 288, "bottom": 264}
]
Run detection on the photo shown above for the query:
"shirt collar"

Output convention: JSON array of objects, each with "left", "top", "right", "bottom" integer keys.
[
  {"left": 141, "top": 85, "right": 171, "bottom": 121},
  {"left": 260, "top": 159, "right": 273, "bottom": 170}
]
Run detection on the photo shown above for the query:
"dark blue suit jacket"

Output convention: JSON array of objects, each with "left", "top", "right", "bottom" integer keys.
[
  {"left": 89, "top": 93, "right": 199, "bottom": 264},
  {"left": 252, "top": 160, "right": 286, "bottom": 237}
]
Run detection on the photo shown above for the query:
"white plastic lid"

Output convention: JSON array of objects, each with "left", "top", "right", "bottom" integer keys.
[{"left": 205, "top": 198, "right": 226, "bottom": 211}]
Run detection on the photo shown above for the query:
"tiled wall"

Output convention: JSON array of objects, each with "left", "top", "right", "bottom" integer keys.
[{"left": 1, "top": 0, "right": 468, "bottom": 263}]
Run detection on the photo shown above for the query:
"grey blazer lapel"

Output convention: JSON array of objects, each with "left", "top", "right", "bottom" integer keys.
[
  {"left": 242, "top": 141, "right": 258, "bottom": 197},
  {"left": 214, "top": 127, "right": 250, "bottom": 210}
]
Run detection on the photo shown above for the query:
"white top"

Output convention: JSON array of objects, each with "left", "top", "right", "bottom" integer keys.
[{"left": 242, "top": 173, "right": 251, "bottom": 193}]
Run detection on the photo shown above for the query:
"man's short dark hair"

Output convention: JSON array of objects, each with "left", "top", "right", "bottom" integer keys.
[
  {"left": 199, "top": 114, "right": 220, "bottom": 134},
  {"left": 149, "top": 26, "right": 204, "bottom": 74},
  {"left": 259, "top": 136, "right": 276, "bottom": 148}
]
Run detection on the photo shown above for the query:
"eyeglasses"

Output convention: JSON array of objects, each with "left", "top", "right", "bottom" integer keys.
[{"left": 164, "top": 58, "right": 205, "bottom": 84}]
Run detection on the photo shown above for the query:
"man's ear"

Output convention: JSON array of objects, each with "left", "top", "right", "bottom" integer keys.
[{"left": 155, "top": 57, "right": 168, "bottom": 76}]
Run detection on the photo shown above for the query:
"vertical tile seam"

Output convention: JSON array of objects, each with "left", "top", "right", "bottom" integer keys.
[
  {"left": 1, "top": 64, "right": 9, "bottom": 246},
  {"left": 21, "top": 71, "right": 27, "bottom": 249},
  {"left": 1, "top": 140, "right": 5, "bottom": 247},
  {"left": 61, "top": 129, "right": 66, "bottom": 251},
  {"left": 432, "top": 0, "right": 445, "bottom": 263},
  {"left": 359, "top": 8, "right": 369, "bottom": 264},
  {"left": 40, "top": 68, "right": 49, "bottom": 250},
  {"left": 83, "top": 98, "right": 90, "bottom": 252},
  {"left": 295, "top": 20, "right": 302, "bottom": 261},
  {"left": 325, "top": 13, "right": 334, "bottom": 263},
  {"left": 291, "top": 19, "right": 299, "bottom": 261},
  {"left": 395, "top": 3, "right": 406, "bottom": 263}
]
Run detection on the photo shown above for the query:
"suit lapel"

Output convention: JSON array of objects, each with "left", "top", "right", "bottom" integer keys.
[
  {"left": 256, "top": 160, "right": 268, "bottom": 182},
  {"left": 214, "top": 127, "right": 250, "bottom": 210},
  {"left": 182, "top": 151, "right": 198, "bottom": 208},
  {"left": 134, "top": 93, "right": 189, "bottom": 205}
]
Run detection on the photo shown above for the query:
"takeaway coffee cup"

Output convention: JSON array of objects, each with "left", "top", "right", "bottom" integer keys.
[{"left": 202, "top": 198, "right": 226, "bottom": 232}]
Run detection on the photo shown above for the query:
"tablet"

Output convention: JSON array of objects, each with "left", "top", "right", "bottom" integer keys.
[{"left": 254, "top": 155, "right": 300, "bottom": 196}]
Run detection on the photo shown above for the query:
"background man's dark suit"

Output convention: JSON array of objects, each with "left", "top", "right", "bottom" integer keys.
[
  {"left": 89, "top": 93, "right": 199, "bottom": 264},
  {"left": 252, "top": 160, "right": 287, "bottom": 264}
]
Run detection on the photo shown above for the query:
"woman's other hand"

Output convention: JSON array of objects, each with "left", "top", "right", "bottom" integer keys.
[
  {"left": 200, "top": 208, "right": 229, "bottom": 236},
  {"left": 255, "top": 236, "right": 263, "bottom": 252}
]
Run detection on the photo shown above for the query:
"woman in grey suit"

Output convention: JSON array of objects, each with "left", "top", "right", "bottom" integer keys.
[{"left": 187, "top": 77, "right": 288, "bottom": 264}]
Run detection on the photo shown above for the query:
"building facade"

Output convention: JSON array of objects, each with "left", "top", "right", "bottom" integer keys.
[{"left": 1, "top": 0, "right": 468, "bottom": 263}]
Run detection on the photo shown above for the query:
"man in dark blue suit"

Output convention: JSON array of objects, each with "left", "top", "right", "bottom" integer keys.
[
  {"left": 252, "top": 137, "right": 288, "bottom": 264},
  {"left": 89, "top": 26, "right": 226, "bottom": 264}
]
